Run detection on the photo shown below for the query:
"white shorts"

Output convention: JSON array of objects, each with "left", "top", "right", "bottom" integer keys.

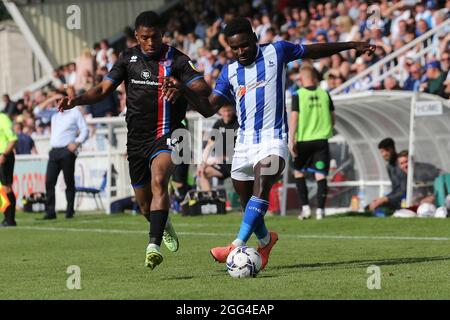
[{"left": 231, "top": 138, "right": 289, "bottom": 181}]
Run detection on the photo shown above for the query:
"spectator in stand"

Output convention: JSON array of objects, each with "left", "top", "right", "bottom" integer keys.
[
  {"left": 33, "top": 91, "right": 60, "bottom": 129},
  {"left": 13, "top": 122, "right": 37, "bottom": 154},
  {"left": 383, "top": 76, "right": 401, "bottom": 90},
  {"left": 416, "top": 18, "right": 430, "bottom": 37},
  {"left": 106, "top": 51, "right": 118, "bottom": 71},
  {"left": 75, "top": 47, "right": 95, "bottom": 91},
  {"left": 421, "top": 60, "right": 446, "bottom": 96},
  {"left": 86, "top": 75, "right": 119, "bottom": 118},
  {"left": 65, "top": 62, "right": 77, "bottom": 86},
  {"left": 2, "top": 94, "right": 17, "bottom": 118},
  {"left": 96, "top": 39, "right": 113, "bottom": 68},
  {"left": 124, "top": 26, "right": 138, "bottom": 48},
  {"left": 441, "top": 50, "right": 450, "bottom": 78},
  {"left": 51, "top": 68, "right": 65, "bottom": 91},
  {"left": 403, "top": 62, "right": 423, "bottom": 91},
  {"left": 185, "top": 32, "right": 204, "bottom": 61}
]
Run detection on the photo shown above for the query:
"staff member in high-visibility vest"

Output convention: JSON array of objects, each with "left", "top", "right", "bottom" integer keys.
[
  {"left": 288, "top": 65, "right": 335, "bottom": 220},
  {"left": 0, "top": 111, "right": 18, "bottom": 227}
]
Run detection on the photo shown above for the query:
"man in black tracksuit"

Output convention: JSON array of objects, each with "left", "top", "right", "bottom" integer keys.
[{"left": 369, "top": 138, "right": 406, "bottom": 212}]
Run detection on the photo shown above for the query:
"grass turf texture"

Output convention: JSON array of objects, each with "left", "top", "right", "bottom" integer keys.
[{"left": 1, "top": 211, "right": 450, "bottom": 299}]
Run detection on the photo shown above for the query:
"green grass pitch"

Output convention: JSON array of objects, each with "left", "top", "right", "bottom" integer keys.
[{"left": 1, "top": 211, "right": 450, "bottom": 299}]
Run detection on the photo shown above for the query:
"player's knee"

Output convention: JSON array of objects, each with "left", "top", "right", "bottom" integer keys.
[
  {"left": 254, "top": 179, "right": 273, "bottom": 200},
  {"left": 137, "top": 201, "right": 150, "bottom": 214},
  {"left": 151, "top": 174, "right": 169, "bottom": 194}
]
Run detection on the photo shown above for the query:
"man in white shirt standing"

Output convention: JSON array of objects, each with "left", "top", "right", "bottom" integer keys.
[{"left": 43, "top": 86, "right": 89, "bottom": 219}]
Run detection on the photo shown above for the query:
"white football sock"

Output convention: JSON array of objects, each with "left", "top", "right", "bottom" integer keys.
[
  {"left": 147, "top": 243, "right": 160, "bottom": 252},
  {"left": 232, "top": 239, "right": 245, "bottom": 247},
  {"left": 258, "top": 232, "right": 271, "bottom": 248}
]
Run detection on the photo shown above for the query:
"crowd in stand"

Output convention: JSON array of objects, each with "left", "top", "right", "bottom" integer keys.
[{"left": 2, "top": 0, "right": 449, "bottom": 155}]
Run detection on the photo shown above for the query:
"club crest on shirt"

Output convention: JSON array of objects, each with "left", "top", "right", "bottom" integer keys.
[
  {"left": 237, "top": 86, "right": 247, "bottom": 99},
  {"left": 188, "top": 60, "right": 199, "bottom": 72},
  {"left": 141, "top": 69, "right": 151, "bottom": 80}
]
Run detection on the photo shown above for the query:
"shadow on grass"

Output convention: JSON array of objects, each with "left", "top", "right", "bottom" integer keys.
[{"left": 272, "top": 255, "right": 450, "bottom": 271}]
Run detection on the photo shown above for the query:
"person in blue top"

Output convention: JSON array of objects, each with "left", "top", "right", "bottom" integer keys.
[{"left": 164, "top": 17, "right": 376, "bottom": 270}]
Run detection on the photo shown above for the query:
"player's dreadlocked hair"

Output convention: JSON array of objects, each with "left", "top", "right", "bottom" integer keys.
[
  {"left": 224, "top": 17, "right": 254, "bottom": 38},
  {"left": 135, "top": 11, "right": 164, "bottom": 30}
]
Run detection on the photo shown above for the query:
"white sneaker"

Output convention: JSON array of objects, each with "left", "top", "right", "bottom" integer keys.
[
  {"left": 316, "top": 208, "right": 324, "bottom": 220},
  {"left": 298, "top": 205, "right": 311, "bottom": 220}
]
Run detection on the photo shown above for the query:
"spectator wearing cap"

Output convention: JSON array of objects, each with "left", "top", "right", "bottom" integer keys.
[{"left": 421, "top": 61, "right": 446, "bottom": 96}]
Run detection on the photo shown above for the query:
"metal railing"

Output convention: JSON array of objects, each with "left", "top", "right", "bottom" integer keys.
[{"left": 330, "top": 19, "right": 450, "bottom": 95}]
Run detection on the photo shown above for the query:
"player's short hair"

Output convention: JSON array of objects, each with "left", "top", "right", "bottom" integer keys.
[
  {"left": 378, "top": 137, "right": 395, "bottom": 150},
  {"left": 300, "top": 65, "right": 318, "bottom": 81},
  {"left": 398, "top": 150, "right": 409, "bottom": 158},
  {"left": 224, "top": 17, "right": 254, "bottom": 38},
  {"left": 135, "top": 11, "right": 164, "bottom": 31}
]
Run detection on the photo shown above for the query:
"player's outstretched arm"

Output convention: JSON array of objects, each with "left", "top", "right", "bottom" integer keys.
[
  {"left": 163, "top": 77, "right": 221, "bottom": 118},
  {"left": 57, "top": 80, "right": 117, "bottom": 112},
  {"left": 303, "top": 42, "right": 376, "bottom": 59}
]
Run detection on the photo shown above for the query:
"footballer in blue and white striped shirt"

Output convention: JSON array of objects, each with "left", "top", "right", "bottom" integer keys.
[{"left": 163, "top": 17, "right": 375, "bottom": 270}]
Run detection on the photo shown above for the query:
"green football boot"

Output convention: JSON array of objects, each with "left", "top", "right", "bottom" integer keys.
[
  {"left": 163, "top": 218, "right": 179, "bottom": 252},
  {"left": 145, "top": 245, "right": 163, "bottom": 270}
]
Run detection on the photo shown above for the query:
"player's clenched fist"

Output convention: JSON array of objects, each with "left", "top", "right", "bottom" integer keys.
[
  {"left": 57, "top": 96, "right": 75, "bottom": 112},
  {"left": 353, "top": 42, "right": 376, "bottom": 57},
  {"left": 161, "top": 76, "right": 182, "bottom": 103}
]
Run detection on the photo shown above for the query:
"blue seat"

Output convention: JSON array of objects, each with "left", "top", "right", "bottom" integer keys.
[{"left": 75, "top": 172, "right": 107, "bottom": 210}]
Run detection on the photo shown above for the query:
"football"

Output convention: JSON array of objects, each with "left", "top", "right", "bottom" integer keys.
[{"left": 226, "top": 246, "right": 262, "bottom": 278}]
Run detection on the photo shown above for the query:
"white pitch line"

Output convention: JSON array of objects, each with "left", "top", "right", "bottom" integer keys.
[{"left": 12, "top": 226, "right": 450, "bottom": 242}]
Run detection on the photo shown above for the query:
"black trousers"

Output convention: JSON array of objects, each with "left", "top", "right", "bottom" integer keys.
[{"left": 45, "top": 147, "right": 76, "bottom": 217}]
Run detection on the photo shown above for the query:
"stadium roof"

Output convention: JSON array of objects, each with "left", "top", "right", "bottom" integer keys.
[
  {"left": 333, "top": 90, "right": 450, "bottom": 181},
  {"left": 3, "top": 0, "right": 178, "bottom": 72}
]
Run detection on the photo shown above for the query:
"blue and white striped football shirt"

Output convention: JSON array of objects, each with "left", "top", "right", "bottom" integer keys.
[{"left": 213, "top": 40, "right": 306, "bottom": 144}]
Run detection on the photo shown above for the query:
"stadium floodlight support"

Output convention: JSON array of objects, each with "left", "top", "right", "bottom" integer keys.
[
  {"left": 2, "top": 0, "right": 54, "bottom": 75},
  {"left": 330, "top": 18, "right": 450, "bottom": 95}
]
